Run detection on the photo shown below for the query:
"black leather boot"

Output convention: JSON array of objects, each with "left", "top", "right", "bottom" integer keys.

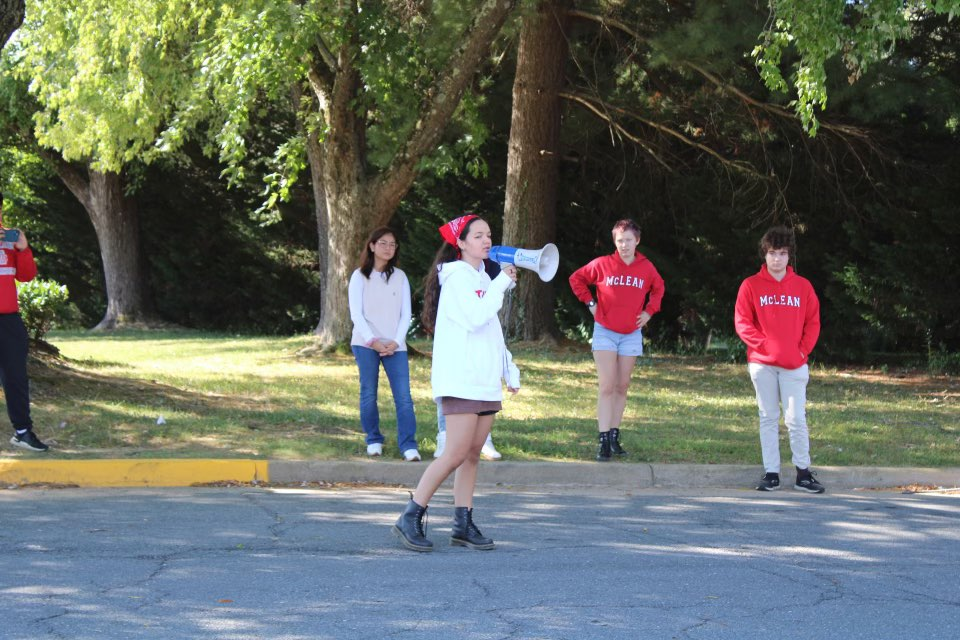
[
  {"left": 596, "top": 431, "right": 612, "bottom": 461},
  {"left": 450, "top": 507, "right": 495, "bottom": 550},
  {"left": 609, "top": 427, "right": 627, "bottom": 456},
  {"left": 392, "top": 499, "right": 433, "bottom": 552}
]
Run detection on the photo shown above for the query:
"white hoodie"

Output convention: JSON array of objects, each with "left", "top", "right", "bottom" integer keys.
[{"left": 431, "top": 260, "right": 517, "bottom": 403}]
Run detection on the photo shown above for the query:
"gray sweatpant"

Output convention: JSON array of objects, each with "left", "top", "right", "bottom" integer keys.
[{"left": 748, "top": 362, "right": 811, "bottom": 473}]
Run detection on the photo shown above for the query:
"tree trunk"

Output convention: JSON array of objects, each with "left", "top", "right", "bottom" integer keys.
[
  {"left": 296, "top": 83, "right": 330, "bottom": 337},
  {"left": 52, "top": 162, "right": 158, "bottom": 329},
  {"left": 502, "top": 0, "right": 569, "bottom": 341},
  {"left": 315, "top": 187, "right": 371, "bottom": 347},
  {"left": 308, "top": 0, "right": 519, "bottom": 348},
  {"left": 87, "top": 171, "right": 157, "bottom": 329},
  {"left": 314, "top": 28, "right": 369, "bottom": 348},
  {"left": 307, "top": 135, "right": 330, "bottom": 337},
  {"left": 0, "top": 0, "right": 24, "bottom": 52}
]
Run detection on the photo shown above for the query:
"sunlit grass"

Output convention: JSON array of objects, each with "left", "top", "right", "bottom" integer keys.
[{"left": 9, "top": 329, "right": 957, "bottom": 465}]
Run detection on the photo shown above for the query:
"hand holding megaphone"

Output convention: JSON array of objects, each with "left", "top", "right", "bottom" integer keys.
[{"left": 488, "top": 243, "right": 559, "bottom": 282}]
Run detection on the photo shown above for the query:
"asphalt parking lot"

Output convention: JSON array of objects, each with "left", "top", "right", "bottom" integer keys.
[{"left": 2, "top": 485, "right": 958, "bottom": 639}]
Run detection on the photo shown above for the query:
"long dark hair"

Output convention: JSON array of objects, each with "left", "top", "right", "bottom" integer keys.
[
  {"left": 420, "top": 216, "right": 486, "bottom": 335},
  {"left": 358, "top": 227, "right": 399, "bottom": 281}
]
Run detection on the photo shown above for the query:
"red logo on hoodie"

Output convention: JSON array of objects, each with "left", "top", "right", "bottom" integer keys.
[{"left": 475, "top": 290, "right": 485, "bottom": 298}]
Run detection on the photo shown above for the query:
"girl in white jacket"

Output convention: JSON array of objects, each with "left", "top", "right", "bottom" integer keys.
[{"left": 393, "top": 214, "right": 518, "bottom": 552}]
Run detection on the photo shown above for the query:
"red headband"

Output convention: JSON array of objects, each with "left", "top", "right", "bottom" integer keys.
[{"left": 438, "top": 214, "right": 479, "bottom": 248}]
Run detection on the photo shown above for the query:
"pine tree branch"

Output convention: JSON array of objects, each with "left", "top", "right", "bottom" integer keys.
[
  {"left": 559, "top": 90, "right": 763, "bottom": 178},
  {"left": 566, "top": 8, "right": 872, "bottom": 141}
]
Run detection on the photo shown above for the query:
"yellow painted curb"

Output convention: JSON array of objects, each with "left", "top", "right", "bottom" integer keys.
[{"left": 0, "top": 459, "right": 269, "bottom": 487}]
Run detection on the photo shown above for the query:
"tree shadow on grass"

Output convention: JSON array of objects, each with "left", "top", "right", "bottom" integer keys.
[{"left": 18, "top": 352, "right": 355, "bottom": 459}]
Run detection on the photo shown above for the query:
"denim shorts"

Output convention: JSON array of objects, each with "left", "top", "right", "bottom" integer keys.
[{"left": 591, "top": 322, "right": 644, "bottom": 356}]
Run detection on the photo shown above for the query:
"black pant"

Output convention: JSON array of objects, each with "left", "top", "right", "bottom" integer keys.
[{"left": 0, "top": 313, "right": 32, "bottom": 431}]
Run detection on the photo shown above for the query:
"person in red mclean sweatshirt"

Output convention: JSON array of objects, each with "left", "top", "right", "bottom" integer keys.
[
  {"left": 569, "top": 219, "right": 665, "bottom": 461},
  {"left": 0, "top": 191, "right": 48, "bottom": 452},
  {"left": 735, "top": 226, "right": 824, "bottom": 493}
]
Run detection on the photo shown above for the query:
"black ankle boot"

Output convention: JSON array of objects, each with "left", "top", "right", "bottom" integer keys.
[
  {"left": 450, "top": 507, "right": 495, "bottom": 550},
  {"left": 393, "top": 499, "right": 433, "bottom": 552},
  {"left": 609, "top": 428, "right": 627, "bottom": 456},
  {"left": 596, "top": 431, "right": 612, "bottom": 461}
]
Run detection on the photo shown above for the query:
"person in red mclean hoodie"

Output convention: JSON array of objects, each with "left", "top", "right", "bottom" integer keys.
[
  {"left": 735, "top": 226, "right": 824, "bottom": 493},
  {"left": 0, "top": 191, "right": 48, "bottom": 452},
  {"left": 569, "top": 219, "right": 665, "bottom": 461}
]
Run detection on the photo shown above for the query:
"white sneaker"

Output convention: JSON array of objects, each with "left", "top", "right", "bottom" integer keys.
[
  {"left": 403, "top": 448, "right": 421, "bottom": 462},
  {"left": 366, "top": 443, "right": 383, "bottom": 457},
  {"left": 434, "top": 431, "right": 446, "bottom": 458},
  {"left": 480, "top": 434, "right": 502, "bottom": 461}
]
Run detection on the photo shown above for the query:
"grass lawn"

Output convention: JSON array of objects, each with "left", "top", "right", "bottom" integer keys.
[{"left": 7, "top": 329, "right": 958, "bottom": 466}]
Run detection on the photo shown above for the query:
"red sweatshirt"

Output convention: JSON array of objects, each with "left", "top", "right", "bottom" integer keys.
[
  {"left": 734, "top": 265, "right": 820, "bottom": 370},
  {"left": 0, "top": 244, "right": 37, "bottom": 314},
  {"left": 569, "top": 252, "right": 665, "bottom": 334}
]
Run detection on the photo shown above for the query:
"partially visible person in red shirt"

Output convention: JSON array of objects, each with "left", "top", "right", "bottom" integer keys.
[
  {"left": 735, "top": 226, "right": 823, "bottom": 493},
  {"left": 569, "top": 219, "right": 665, "bottom": 461},
  {"left": 0, "top": 191, "right": 48, "bottom": 452}
]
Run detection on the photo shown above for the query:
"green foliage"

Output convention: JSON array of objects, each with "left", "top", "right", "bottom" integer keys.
[
  {"left": 137, "top": 145, "right": 320, "bottom": 335},
  {"left": 180, "top": 0, "right": 315, "bottom": 185},
  {"left": 17, "top": 278, "right": 72, "bottom": 341},
  {"left": 12, "top": 0, "right": 209, "bottom": 170},
  {"left": 3, "top": 0, "right": 960, "bottom": 365},
  {"left": 185, "top": 0, "right": 494, "bottom": 204},
  {"left": 928, "top": 349, "right": 960, "bottom": 375},
  {"left": 755, "top": 1, "right": 960, "bottom": 134}
]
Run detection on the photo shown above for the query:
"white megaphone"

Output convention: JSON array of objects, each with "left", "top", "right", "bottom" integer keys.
[{"left": 488, "top": 243, "right": 560, "bottom": 282}]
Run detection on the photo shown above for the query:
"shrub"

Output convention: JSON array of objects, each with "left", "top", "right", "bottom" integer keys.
[
  {"left": 17, "top": 278, "right": 71, "bottom": 342},
  {"left": 928, "top": 349, "right": 960, "bottom": 376}
]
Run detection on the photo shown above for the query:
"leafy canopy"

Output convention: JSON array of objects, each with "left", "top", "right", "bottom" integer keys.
[
  {"left": 12, "top": 0, "right": 211, "bottom": 170},
  {"left": 755, "top": 0, "right": 960, "bottom": 134}
]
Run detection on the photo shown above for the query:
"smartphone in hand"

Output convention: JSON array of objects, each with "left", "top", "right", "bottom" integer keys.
[{"left": 2, "top": 229, "right": 20, "bottom": 243}]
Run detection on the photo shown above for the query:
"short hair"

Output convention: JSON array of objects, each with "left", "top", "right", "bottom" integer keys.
[
  {"left": 759, "top": 226, "right": 796, "bottom": 259},
  {"left": 611, "top": 219, "right": 641, "bottom": 240}
]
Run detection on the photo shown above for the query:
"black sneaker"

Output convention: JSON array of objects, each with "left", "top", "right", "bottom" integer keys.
[
  {"left": 10, "top": 431, "right": 49, "bottom": 452},
  {"left": 794, "top": 471, "right": 825, "bottom": 494},
  {"left": 756, "top": 472, "right": 780, "bottom": 491}
]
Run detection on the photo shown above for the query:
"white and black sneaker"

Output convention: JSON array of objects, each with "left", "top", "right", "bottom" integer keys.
[
  {"left": 11, "top": 431, "right": 49, "bottom": 452},
  {"left": 756, "top": 472, "right": 780, "bottom": 491},
  {"left": 794, "top": 470, "right": 825, "bottom": 494}
]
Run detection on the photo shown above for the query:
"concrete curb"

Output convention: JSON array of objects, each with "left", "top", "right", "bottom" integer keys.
[
  {"left": 0, "top": 459, "right": 268, "bottom": 487},
  {"left": 2, "top": 457, "right": 959, "bottom": 490},
  {"left": 270, "top": 460, "right": 960, "bottom": 490}
]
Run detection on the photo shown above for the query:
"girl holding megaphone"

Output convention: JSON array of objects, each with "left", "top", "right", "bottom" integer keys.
[{"left": 393, "top": 214, "right": 518, "bottom": 552}]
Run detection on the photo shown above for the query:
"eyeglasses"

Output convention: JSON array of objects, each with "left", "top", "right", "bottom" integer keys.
[{"left": 376, "top": 240, "right": 398, "bottom": 248}]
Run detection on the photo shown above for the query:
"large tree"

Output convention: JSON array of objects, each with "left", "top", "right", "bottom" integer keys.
[
  {"left": 185, "top": 0, "right": 519, "bottom": 348},
  {"left": 501, "top": 0, "right": 569, "bottom": 341},
  {"left": 8, "top": 0, "right": 205, "bottom": 328}
]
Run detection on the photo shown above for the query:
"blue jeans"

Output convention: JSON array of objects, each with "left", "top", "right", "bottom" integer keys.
[
  {"left": 352, "top": 346, "right": 418, "bottom": 452},
  {"left": 437, "top": 404, "right": 446, "bottom": 433}
]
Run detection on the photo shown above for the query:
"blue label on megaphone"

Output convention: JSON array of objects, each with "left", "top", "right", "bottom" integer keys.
[
  {"left": 515, "top": 253, "right": 539, "bottom": 265},
  {"left": 489, "top": 246, "right": 518, "bottom": 264}
]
